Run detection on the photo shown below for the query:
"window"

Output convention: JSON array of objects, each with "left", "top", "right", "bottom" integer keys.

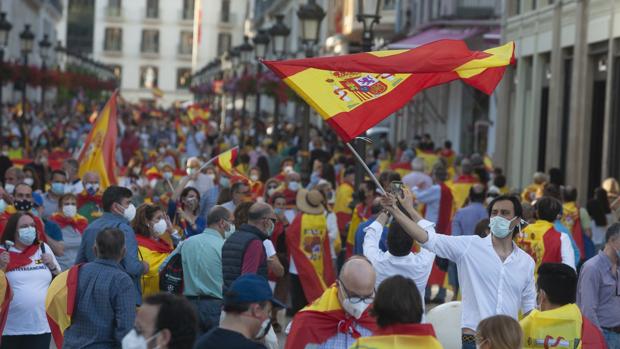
[
  {"left": 217, "top": 32, "right": 231, "bottom": 56},
  {"left": 182, "top": 0, "right": 194, "bottom": 19},
  {"left": 141, "top": 29, "right": 159, "bottom": 53},
  {"left": 383, "top": 0, "right": 396, "bottom": 10},
  {"left": 111, "top": 65, "right": 122, "bottom": 84},
  {"left": 108, "top": 0, "right": 121, "bottom": 17},
  {"left": 146, "top": 0, "right": 159, "bottom": 18},
  {"left": 104, "top": 27, "right": 122, "bottom": 51},
  {"left": 220, "top": 0, "right": 230, "bottom": 22},
  {"left": 140, "top": 66, "right": 158, "bottom": 88},
  {"left": 179, "top": 31, "right": 193, "bottom": 55},
  {"left": 177, "top": 68, "right": 191, "bottom": 89}
]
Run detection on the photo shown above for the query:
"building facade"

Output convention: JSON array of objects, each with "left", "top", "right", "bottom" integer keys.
[
  {"left": 496, "top": 0, "right": 620, "bottom": 201},
  {"left": 0, "top": 0, "right": 64, "bottom": 105}
]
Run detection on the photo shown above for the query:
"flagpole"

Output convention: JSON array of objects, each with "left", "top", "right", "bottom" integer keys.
[{"left": 346, "top": 142, "right": 386, "bottom": 195}]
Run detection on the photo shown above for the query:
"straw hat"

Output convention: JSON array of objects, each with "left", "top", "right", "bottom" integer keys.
[{"left": 296, "top": 189, "right": 325, "bottom": 215}]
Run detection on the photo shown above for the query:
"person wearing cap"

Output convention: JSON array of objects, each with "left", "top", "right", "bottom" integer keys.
[
  {"left": 285, "top": 256, "right": 378, "bottom": 349},
  {"left": 412, "top": 164, "right": 454, "bottom": 304},
  {"left": 286, "top": 189, "right": 336, "bottom": 315},
  {"left": 194, "top": 273, "right": 285, "bottom": 349}
]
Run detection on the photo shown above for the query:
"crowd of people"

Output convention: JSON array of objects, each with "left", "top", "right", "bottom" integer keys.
[{"left": 0, "top": 102, "right": 618, "bottom": 349}]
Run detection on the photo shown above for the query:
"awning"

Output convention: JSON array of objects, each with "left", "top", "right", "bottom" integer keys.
[
  {"left": 388, "top": 27, "right": 483, "bottom": 50},
  {"left": 483, "top": 28, "right": 501, "bottom": 43}
]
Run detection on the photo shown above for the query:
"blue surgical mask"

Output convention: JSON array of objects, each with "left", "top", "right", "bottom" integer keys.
[
  {"left": 219, "top": 177, "right": 230, "bottom": 188},
  {"left": 489, "top": 216, "right": 516, "bottom": 239},
  {"left": 274, "top": 208, "right": 283, "bottom": 215},
  {"left": 51, "top": 182, "right": 65, "bottom": 195}
]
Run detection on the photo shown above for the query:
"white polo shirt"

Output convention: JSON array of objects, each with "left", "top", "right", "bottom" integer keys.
[{"left": 420, "top": 219, "right": 536, "bottom": 331}]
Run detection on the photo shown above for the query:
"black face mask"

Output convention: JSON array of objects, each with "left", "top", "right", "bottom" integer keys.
[{"left": 14, "top": 199, "right": 33, "bottom": 212}]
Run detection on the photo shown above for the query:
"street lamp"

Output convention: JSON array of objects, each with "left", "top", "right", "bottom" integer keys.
[
  {"left": 297, "top": 0, "right": 325, "bottom": 183},
  {"left": 357, "top": 0, "right": 382, "bottom": 52},
  {"left": 239, "top": 36, "right": 254, "bottom": 65},
  {"left": 0, "top": 12, "right": 13, "bottom": 107},
  {"left": 297, "top": 0, "right": 325, "bottom": 58},
  {"left": 253, "top": 29, "right": 270, "bottom": 135},
  {"left": 39, "top": 34, "right": 52, "bottom": 106},
  {"left": 19, "top": 24, "right": 34, "bottom": 111},
  {"left": 269, "top": 14, "right": 290, "bottom": 59},
  {"left": 354, "top": 1, "right": 382, "bottom": 188},
  {"left": 269, "top": 14, "right": 290, "bottom": 143}
]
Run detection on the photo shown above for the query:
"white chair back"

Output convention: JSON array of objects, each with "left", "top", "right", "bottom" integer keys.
[{"left": 427, "top": 301, "right": 462, "bottom": 349}]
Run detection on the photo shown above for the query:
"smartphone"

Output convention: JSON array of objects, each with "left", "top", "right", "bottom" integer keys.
[{"left": 390, "top": 181, "right": 404, "bottom": 197}]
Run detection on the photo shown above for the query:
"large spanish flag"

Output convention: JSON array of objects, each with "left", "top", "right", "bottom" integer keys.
[
  {"left": 285, "top": 213, "right": 335, "bottom": 303},
  {"left": 350, "top": 323, "right": 443, "bottom": 349},
  {"left": 263, "top": 40, "right": 515, "bottom": 142},
  {"left": 78, "top": 91, "right": 119, "bottom": 189},
  {"left": 46, "top": 264, "right": 82, "bottom": 348},
  {"left": 213, "top": 146, "right": 239, "bottom": 177},
  {"left": 286, "top": 285, "right": 378, "bottom": 349}
]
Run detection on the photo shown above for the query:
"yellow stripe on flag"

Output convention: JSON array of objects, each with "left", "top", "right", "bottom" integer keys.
[
  {"left": 454, "top": 42, "right": 514, "bottom": 78},
  {"left": 45, "top": 270, "right": 71, "bottom": 334}
]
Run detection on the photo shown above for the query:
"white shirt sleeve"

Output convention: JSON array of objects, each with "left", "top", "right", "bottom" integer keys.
[
  {"left": 326, "top": 213, "right": 339, "bottom": 246},
  {"left": 363, "top": 221, "right": 385, "bottom": 265},
  {"left": 420, "top": 219, "right": 471, "bottom": 262},
  {"left": 521, "top": 260, "right": 537, "bottom": 314},
  {"left": 559, "top": 233, "right": 576, "bottom": 270},
  {"left": 43, "top": 243, "right": 61, "bottom": 271}
]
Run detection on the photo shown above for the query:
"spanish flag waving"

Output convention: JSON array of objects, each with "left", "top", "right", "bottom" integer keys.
[
  {"left": 0, "top": 271, "right": 12, "bottom": 342},
  {"left": 78, "top": 91, "right": 119, "bottom": 189},
  {"left": 46, "top": 264, "right": 82, "bottom": 348},
  {"left": 263, "top": 40, "right": 514, "bottom": 142},
  {"left": 213, "top": 146, "right": 239, "bottom": 177}
]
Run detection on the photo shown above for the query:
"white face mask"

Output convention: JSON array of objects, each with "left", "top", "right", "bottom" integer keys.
[
  {"left": 225, "top": 223, "right": 235, "bottom": 239},
  {"left": 163, "top": 172, "right": 173, "bottom": 180},
  {"left": 4, "top": 183, "right": 15, "bottom": 195},
  {"left": 206, "top": 173, "right": 216, "bottom": 181},
  {"left": 489, "top": 216, "right": 516, "bottom": 239},
  {"left": 123, "top": 203, "right": 137, "bottom": 222},
  {"left": 17, "top": 226, "right": 37, "bottom": 246},
  {"left": 152, "top": 219, "right": 167, "bottom": 236},
  {"left": 341, "top": 297, "right": 370, "bottom": 319},
  {"left": 121, "top": 329, "right": 158, "bottom": 349},
  {"left": 0, "top": 199, "right": 6, "bottom": 214},
  {"left": 24, "top": 178, "right": 34, "bottom": 186},
  {"left": 250, "top": 174, "right": 259, "bottom": 182},
  {"left": 63, "top": 204, "right": 77, "bottom": 218},
  {"left": 288, "top": 181, "right": 300, "bottom": 192}
]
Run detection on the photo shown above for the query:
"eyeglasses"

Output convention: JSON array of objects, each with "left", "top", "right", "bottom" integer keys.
[
  {"left": 338, "top": 279, "right": 375, "bottom": 304},
  {"left": 264, "top": 217, "right": 277, "bottom": 224}
]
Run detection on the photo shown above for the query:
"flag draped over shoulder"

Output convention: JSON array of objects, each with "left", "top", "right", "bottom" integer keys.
[
  {"left": 350, "top": 323, "right": 443, "bottom": 349},
  {"left": 46, "top": 264, "right": 82, "bottom": 348},
  {"left": 0, "top": 271, "right": 12, "bottom": 342},
  {"left": 263, "top": 40, "right": 515, "bottom": 142},
  {"left": 78, "top": 91, "right": 119, "bottom": 189},
  {"left": 285, "top": 286, "right": 378, "bottom": 349},
  {"left": 213, "top": 146, "right": 239, "bottom": 177}
]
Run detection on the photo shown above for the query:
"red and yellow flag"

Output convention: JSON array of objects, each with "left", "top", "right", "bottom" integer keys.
[
  {"left": 151, "top": 87, "right": 164, "bottom": 99},
  {"left": 285, "top": 286, "right": 378, "bottom": 349},
  {"left": 0, "top": 271, "right": 12, "bottom": 343},
  {"left": 77, "top": 91, "right": 119, "bottom": 189},
  {"left": 350, "top": 323, "right": 443, "bottom": 349},
  {"left": 45, "top": 264, "right": 82, "bottom": 348},
  {"left": 187, "top": 104, "right": 210, "bottom": 125},
  {"left": 285, "top": 213, "right": 335, "bottom": 303},
  {"left": 263, "top": 40, "right": 515, "bottom": 142},
  {"left": 213, "top": 146, "right": 239, "bottom": 177}
]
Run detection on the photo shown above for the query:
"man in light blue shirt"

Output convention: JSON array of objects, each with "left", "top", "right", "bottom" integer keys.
[{"left": 181, "top": 205, "right": 234, "bottom": 332}]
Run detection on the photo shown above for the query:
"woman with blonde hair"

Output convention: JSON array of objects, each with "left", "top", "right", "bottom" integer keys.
[{"left": 476, "top": 315, "right": 522, "bottom": 349}]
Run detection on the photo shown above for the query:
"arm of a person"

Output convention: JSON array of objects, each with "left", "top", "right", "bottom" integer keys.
[
  {"left": 579, "top": 208, "right": 592, "bottom": 238},
  {"left": 121, "top": 225, "right": 146, "bottom": 277},
  {"left": 45, "top": 236, "right": 65, "bottom": 257},
  {"left": 412, "top": 186, "right": 440, "bottom": 205},
  {"left": 171, "top": 176, "right": 191, "bottom": 201},
  {"left": 577, "top": 266, "right": 601, "bottom": 328},
  {"left": 559, "top": 233, "right": 576, "bottom": 270},
  {"left": 113, "top": 275, "right": 137, "bottom": 343},
  {"left": 521, "top": 263, "right": 537, "bottom": 315},
  {"left": 326, "top": 213, "right": 339, "bottom": 246},
  {"left": 241, "top": 240, "right": 265, "bottom": 274},
  {"left": 363, "top": 214, "right": 388, "bottom": 264}
]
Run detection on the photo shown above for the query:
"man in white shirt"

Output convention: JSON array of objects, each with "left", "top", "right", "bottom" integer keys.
[
  {"left": 402, "top": 158, "right": 432, "bottom": 193},
  {"left": 185, "top": 157, "right": 214, "bottom": 198},
  {"left": 362, "top": 211, "right": 435, "bottom": 311},
  {"left": 382, "top": 192, "right": 536, "bottom": 349}
]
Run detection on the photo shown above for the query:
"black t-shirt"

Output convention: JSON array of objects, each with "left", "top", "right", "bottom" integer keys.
[{"left": 193, "top": 328, "right": 267, "bottom": 349}]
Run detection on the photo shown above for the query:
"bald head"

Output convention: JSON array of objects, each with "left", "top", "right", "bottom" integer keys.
[
  {"left": 338, "top": 257, "right": 376, "bottom": 305},
  {"left": 247, "top": 202, "right": 276, "bottom": 235}
]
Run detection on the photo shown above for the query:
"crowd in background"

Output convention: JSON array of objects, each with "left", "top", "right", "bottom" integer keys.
[{"left": 0, "top": 99, "right": 618, "bottom": 349}]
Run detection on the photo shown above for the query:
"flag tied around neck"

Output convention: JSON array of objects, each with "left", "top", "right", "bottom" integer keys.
[{"left": 262, "top": 40, "right": 515, "bottom": 142}]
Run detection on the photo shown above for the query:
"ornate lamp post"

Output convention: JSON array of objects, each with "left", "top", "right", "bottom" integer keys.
[
  {"left": 238, "top": 36, "right": 253, "bottom": 132},
  {"left": 297, "top": 0, "right": 325, "bottom": 183},
  {"left": 252, "top": 29, "right": 269, "bottom": 135},
  {"left": 19, "top": 24, "right": 34, "bottom": 152},
  {"left": 268, "top": 14, "right": 290, "bottom": 143},
  {"left": 39, "top": 34, "right": 51, "bottom": 107},
  {"left": 0, "top": 12, "right": 12, "bottom": 107}
]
